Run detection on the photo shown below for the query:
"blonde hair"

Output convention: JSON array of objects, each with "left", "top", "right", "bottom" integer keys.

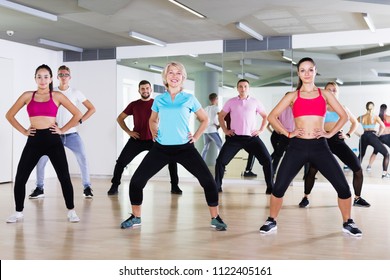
[{"left": 162, "top": 61, "right": 187, "bottom": 89}]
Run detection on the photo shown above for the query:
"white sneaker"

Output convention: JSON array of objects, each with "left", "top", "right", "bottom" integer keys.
[
  {"left": 6, "top": 212, "right": 23, "bottom": 223},
  {"left": 382, "top": 173, "right": 390, "bottom": 179},
  {"left": 67, "top": 210, "right": 80, "bottom": 223}
]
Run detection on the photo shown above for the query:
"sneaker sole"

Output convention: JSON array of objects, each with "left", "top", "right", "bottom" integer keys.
[
  {"left": 121, "top": 224, "right": 141, "bottom": 229},
  {"left": 83, "top": 195, "right": 93, "bottom": 199},
  {"left": 210, "top": 225, "right": 227, "bottom": 231},
  {"left": 259, "top": 226, "right": 277, "bottom": 234},
  {"left": 29, "top": 195, "right": 45, "bottom": 199},
  {"left": 6, "top": 217, "right": 23, "bottom": 223},
  {"left": 353, "top": 204, "right": 371, "bottom": 208},
  {"left": 342, "top": 228, "right": 362, "bottom": 237},
  {"left": 69, "top": 219, "right": 80, "bottom": 223}
]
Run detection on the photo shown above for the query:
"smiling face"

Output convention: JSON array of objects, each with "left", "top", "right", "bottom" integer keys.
[
  {"left": 297, "top": 60, "right": 316, "bottom": 84},
  {"left": 138, "top": 83, "right": 152, "bottom": 100},
  {"left": 35, "top": 68, "right": 52, "bottom": 90}
]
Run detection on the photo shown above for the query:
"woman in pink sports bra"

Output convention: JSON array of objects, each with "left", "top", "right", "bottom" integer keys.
[
  {"left": 5, "top": 64, "right": 82, "bottom": 224},
  {"left": 259, "top": 57, "right": 362, "bottom": 237}
]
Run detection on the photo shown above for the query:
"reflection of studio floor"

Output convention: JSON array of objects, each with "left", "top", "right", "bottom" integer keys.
[{"left": 0, "top": 166, "right": 389, "bottom": 260}]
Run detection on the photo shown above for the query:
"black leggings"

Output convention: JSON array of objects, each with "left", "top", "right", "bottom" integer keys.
[
  {"left": 359, "top": 131, "right": 389, "bottom": 171},
  {"left": 273, "top": 138, "right": 351, "bottom": 199},
  {"left": 111, "top": 138, "right": 178, "bottom": 187},
  {"left": 129, "top": 142, "right": 219, "bottom": 207},
  {"left": 304, "top": 132, "right": 363, "bottom": 196},
  {"left": 270, "top": 131, "right": 290, "bottom": 173},
  {"left": 14, "top": 129, "right": 74, "bottom": 211},
  {"left": 215, "top": 135, "right": 273, "bottom": 190}
]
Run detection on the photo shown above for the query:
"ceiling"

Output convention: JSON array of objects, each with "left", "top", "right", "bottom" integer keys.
[{"left": 2, "top": 0, "right": 390, "bottom": 87}]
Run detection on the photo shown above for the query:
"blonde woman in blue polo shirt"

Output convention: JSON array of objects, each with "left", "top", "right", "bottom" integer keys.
[{"left": 120, "top": 61, "right": 227, "bottom": 231}]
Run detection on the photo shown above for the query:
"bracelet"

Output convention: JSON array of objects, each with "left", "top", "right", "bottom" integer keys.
[{"left": 346, "top": 133, "right": 350, "bottom": 138}]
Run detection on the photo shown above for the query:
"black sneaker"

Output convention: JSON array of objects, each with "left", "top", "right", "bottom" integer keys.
[
  {"left": 243, "top": 171, "right": 257, "bottom": 177},
  {"left": 342, "top": 219, "right": 362, "bottom": 237},
  {"left": 29, "top": 187, "right": 44, "bottom": 199},
  {"left": 107, "top": 185, "right": 118, "bottom": 195},
  {"left": 353, "top": 197, "right": 371, "bottom": 207},
  {"left": 259, "top": 217, "right": 277, "bottom": 234},
  {"left": 170, "top": 185, "right": 183, "bottom": 195},
  {"left": 83, "top": 187, "right": 93, "bottom": 199},
  {"left": 299, "top": 197, "right": 309, "bottom": 208}
]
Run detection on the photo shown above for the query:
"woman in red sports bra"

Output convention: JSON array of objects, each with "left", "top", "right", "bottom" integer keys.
[
  {"left": 5, "top": 64, "right": 82, "bottom": 224},
  {"left": 366, "top": 103, "right": 390, "bottom": 178},
  {"left": 259, "top": 57, "right": 362, "bottom": 237}
]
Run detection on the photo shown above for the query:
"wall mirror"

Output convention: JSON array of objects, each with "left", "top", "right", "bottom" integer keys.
[{"left": 117, "top": 41, "right": 390, "bottom": 184}]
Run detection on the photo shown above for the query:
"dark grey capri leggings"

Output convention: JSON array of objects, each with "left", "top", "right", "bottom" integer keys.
[{"left": 273, "top": 137, "right": 352, "bottom": 199}]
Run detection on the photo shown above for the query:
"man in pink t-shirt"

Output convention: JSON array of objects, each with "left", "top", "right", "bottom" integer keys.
[{"left": 216, "top": 79, "right": 273, "bottom": 194}]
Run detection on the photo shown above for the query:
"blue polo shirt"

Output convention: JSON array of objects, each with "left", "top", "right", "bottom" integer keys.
[{"left": 152, "top": 91, "right": 201, "bottom": 145}]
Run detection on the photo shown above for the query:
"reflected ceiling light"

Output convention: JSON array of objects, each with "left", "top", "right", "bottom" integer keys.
[
  {"left": 188, "top": 53, "right": 198, "bottom": 57},
  {"left": 379, "top": 42, "right": 384, "bottom": 47},
  {"left": 370, "top": 68, "right": 378, "bottom": 76},
  {"left": 244, "top": 72, "right": 259, "bottom": 80},
  {"left": 148, "top": 64, "right": 164, "bottom": 72},
  {"left": 237, "top": 73, "right": 260, "bottom": 80},
  {"left": 129, "top": 31, "right": 166, "bottom": 47},
  {"left": 168, "top": 0, "right": 206, "bottom": 18},
  {"left": 362, "top": 13, "right": 376, "bottom": 32},
  {"left": 279, "top": 79, "right": 292, "bottom": 85},
  {"left": 0, "top": 0, "right": 57, "bottom": 21},
  {"left": 235, "top": 22, "right": 263, "bottom": 41},
  {"left": 38, "top": 38, "right": 83, "bottom": 52},
  {"left": 204, "top": 62, "right": 223, "bottom": 72},
  {"left": 223, "top": 84, "right": 234, "bottom": 89},
  {"left": 335, "top": 78, "right": 344, "bottom": 85}
]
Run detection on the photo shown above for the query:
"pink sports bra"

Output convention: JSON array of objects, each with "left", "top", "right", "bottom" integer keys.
[
  {"left": 384, "top": 120, "right": 390, "bottom": 127},
  {"left": 292, "top": 88, "right": 326, "bottom": 118},
  {"left": 27, "top": 91, "right": 58, "bottom": 117}
]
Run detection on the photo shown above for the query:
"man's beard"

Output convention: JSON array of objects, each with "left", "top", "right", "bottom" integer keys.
[{"left": 141, "top": 93, "right": 150, "bottom": 99}]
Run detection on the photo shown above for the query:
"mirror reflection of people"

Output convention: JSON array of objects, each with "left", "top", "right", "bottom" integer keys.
[
  {"left": 365, "top": 103, "right": 390, "bottom": 178},
  {"left": 200, "top": 93, "right": 223, "bottom": 161},
  {"left": 120, "top": 62, "right": 227, "bottom": 231},
  {"left": 357, "top": 101, "right": 389, "bottom": 178},
  {"left": 260, "top": 57, "right": 362, "bottom": 237},
  {"left": 5, "top": 64, "right": 82, "bottom": 223}
]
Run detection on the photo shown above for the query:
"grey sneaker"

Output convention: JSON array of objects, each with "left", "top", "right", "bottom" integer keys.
[
  {"left": 342, "top": 219, "right": 362, "bottom": 237},
  {"left": 259, "top": 217, "right": 277, "bottom": 234},
  {"left": 121, "top": 214, "right": 141, "bottom": 229},
  {"left": 211, "top": 215, "right": 227, "bottom": 231}
]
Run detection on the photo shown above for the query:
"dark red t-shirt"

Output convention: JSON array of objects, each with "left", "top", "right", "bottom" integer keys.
[{"left": 123, "top": 99, "right": 154, "bottom": 140}]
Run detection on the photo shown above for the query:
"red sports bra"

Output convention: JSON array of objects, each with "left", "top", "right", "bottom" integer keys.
[
  {"left": 384, "top": 120, "right": 390, "bottom": 127},
  {"left": 27, "top": 91, "right": 58, "bottom": 117},
  {"left": 292, "top": 88, "right": 326, "bottom": 118}
]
